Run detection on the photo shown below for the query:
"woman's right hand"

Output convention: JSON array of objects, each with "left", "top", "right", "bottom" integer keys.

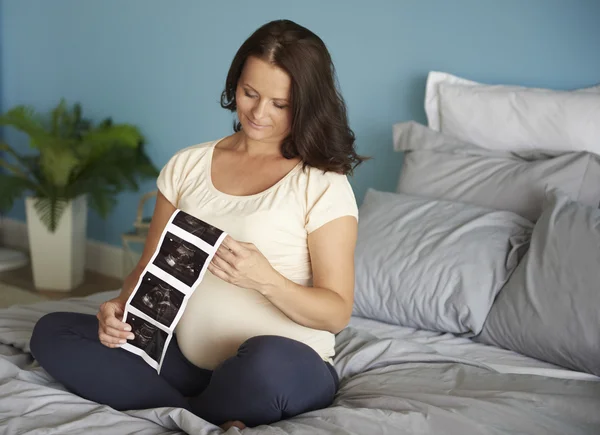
[{"left": 97, "top": 297, "right": 135, "bottom": 348}]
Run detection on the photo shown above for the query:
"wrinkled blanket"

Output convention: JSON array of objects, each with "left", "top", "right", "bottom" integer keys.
[{"left": 1, "top": 291, "right": 599, "bottom": 435}]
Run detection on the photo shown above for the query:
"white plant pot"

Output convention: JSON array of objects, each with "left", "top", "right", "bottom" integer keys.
[{"left": 25, "top": 195, "right": 87, "bottom": 291}]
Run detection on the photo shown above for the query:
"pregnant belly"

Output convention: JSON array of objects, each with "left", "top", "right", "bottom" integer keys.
[{"left": 174, "top": 272, "right": 334, "bottom": 370}]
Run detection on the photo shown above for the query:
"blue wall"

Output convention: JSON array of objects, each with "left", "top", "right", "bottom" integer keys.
[{"left": 2, "top": 0, "right": 599, "bottom": 247}]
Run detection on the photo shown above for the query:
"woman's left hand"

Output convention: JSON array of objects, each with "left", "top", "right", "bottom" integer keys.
[{"left": 208, "top": 236, "right": 281, "bottom": 293}]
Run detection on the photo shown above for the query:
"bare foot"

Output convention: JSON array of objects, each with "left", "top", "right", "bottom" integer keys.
[{"left": 220, "top": 420, "right": 247, "bottom": 431}]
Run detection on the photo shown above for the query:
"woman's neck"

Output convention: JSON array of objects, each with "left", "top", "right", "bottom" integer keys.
[{"left": 232, "top": 131, "right": 283, "bottom": 158}]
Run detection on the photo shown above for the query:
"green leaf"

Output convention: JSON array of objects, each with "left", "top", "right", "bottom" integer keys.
[
  {"left": 87, "top": 185, "right": 118, "bottom": 219},
  {"left": 39, "top": 147, "right": 79, "bottom": 187},
  {"left": 0, "top": 174, "right": 34, "bottom": 213},
  {"left": 0, "top": 141, "right": 37, "bottom": 180},
  {"left": 134, "top": 144, "right": 161, "bottom": 178},
  {"left": 0, "top": 140, "right": 24, "bottom": 160},
  {"left": 0, "top": 158, "right": 28, "bottom": 178},
  {"left": 18, "top": 155, "right": 41, "bottom": 173},
  {"left": 51, "top": 98, "right": 68, "bottom": 136},
  {"left": 0, "top": 105, "right": 48, "bottom": 145},
  {"left": 80, "top": 124, "right": 143, "bottom": 155},
  {"left": 33, "top": 197, "right": 68, "bottom": 233},
  {"left": 72, "top": 141, "right": 155, "bottom": 190}
]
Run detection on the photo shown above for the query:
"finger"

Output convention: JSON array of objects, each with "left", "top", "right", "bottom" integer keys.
[
  {"left": 105, "top": 326, "right": 136, "bottom": 341},
  {"left": 105, "top": 315, "right": 132, "bottom": 332},
  {"left": 101, "top": 341, "right": 122, "bottom": 349},
  {"left": 208, "top": 260, "right": 224, "bottom": 272},
  {"left": 99, "top": 333, "right": 128, "bottom": 345},
  {"left": 208, "top": 263, "right": 230, "bottom": 282},
  {"left": 98, "top": 306, "right": 116, "bottom": 323},
  {"left": 221, "top": 236, "right": 244, "bottom": 254},
  {"left": 211, "top": 256, "right": 234, "bottom": 275},
  {"left": 215, "top": 245, "right": 237, "bottom": 265}
]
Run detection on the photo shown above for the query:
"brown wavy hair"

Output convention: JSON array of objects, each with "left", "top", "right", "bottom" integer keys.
[{"left": 221, "top": 19, "right": 368, "bottom": 175}]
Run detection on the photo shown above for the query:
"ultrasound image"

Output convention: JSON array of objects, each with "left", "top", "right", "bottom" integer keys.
[
  {"left": 125, "top": 313, "right": 168, "bottom": 363},
  {"left": 130, "top": 272, "right": 185, "bottom": 327},
  {"left": 171, "top": 211, "right": 223, "bottom": 246},
  {"left": 153, "top": 232, "right": 208, "bottom": 287}
]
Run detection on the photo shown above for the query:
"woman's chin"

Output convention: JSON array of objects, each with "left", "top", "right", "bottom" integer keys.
[{"left": 241, "top": 126, "right": 272, "bottom": 141}]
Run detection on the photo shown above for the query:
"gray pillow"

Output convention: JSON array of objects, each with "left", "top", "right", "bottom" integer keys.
[
  {"left": 393, "top": 121, "right": 600, "bottom": 222},
  {"left": 353, "top": 189, "right": 532, "bottom": 335},
  {"left": 476, "top": 189, "right": 600, "bottom": 377}
]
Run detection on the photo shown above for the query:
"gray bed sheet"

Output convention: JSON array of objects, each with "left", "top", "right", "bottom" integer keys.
[{"left": 1, "top": 290, "right": 599, "bottom": 435}]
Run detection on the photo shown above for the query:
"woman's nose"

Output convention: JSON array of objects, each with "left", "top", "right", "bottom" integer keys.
[{"left": 251, "top": 100, "right": 268, "bottom": 120}]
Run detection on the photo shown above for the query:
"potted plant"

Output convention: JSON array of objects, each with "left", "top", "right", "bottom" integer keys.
[{"left": 0, "top": 99, "right": 159, "bottom": 291}]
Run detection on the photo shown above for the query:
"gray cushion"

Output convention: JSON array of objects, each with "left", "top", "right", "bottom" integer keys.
[
  {"left": 393, "top": 121, "right": 600, "bottom": 222},
  {"left": 476, "top": 189, "right": 600, "bottom": 377},
  {"left": 353, "top": 189, "right": 532, "bottom": 335}
]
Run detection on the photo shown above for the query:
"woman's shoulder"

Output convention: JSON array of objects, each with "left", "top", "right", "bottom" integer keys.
[
  {"left": 299, "top": 166, "right": 358, "bottom": 233},
  {"left": 301, "top": 166, "right": 357, "bottom": 205},
  {"left": 302, "top": 165, "right": 353, "bottom": 188},
  {"left": 166, "top": 138, "right": 220, "bottom": 164},
  {"left": 157, "top": 138, "right": 223, "bottom": 201},
  {"left": 160, "top": 138, "right": 226, "bottom": 178}
]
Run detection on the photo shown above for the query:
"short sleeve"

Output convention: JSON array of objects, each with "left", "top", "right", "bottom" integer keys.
[
  {"left": 156, "top": 150, "right": 186, "bottom": 207},
  {"left": 305, "top": 170, "right": 359, "bottom": 234}
]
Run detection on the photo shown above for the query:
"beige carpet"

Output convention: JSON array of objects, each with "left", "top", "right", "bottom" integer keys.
[{"left": 0, "top": 282, "right": 48, "bottom": 308}]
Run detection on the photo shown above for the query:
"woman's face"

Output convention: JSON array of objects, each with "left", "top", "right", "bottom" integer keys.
[{"left": 235, "top": 56, "right": 292, "bottom": 145}]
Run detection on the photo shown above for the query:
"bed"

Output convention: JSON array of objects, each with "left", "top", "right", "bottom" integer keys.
[
  {"left": 1, "top": 72, "right": 600, "bottom": 434},
  {"left": 1, "top": 290, "right": 599, "bottom": 435}
]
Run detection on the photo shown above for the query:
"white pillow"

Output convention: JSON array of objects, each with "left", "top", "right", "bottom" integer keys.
[
  {"left": 424, "top": 71, "right": 600, "bottom": 154},
  {"left": 425, "top": 71, "right": 479, "bottom": 130}
]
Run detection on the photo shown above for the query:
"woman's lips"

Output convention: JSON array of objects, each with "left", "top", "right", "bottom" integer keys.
[{"left": 247, "top": 117, "right": 269, "bottom": 129}]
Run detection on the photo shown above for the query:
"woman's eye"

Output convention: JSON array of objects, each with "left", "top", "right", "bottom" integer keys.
[
  {"left": 274, "top": 103, "right": 288, "bottom": 110},
  {"left": 244, "top": 91, "right": 257, "bottom": 98}
]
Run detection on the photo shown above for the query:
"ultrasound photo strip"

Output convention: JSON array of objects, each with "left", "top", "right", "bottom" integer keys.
[{"left": 120, "top": 209, "right": 227, "bottom": 373}]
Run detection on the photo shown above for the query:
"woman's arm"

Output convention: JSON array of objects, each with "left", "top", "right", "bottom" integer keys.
[
  {"left": 118, "top": 191, "right": 177, "bottom": 302},
  {"left": 262, "top": 216, "right": 356, "bottom": 333},
  {"left": 209, "top": 216, "right": 357, "bottom": 333}
]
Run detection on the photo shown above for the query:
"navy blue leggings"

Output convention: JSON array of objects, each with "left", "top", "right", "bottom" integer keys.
[{"left": 30, "top": 312, "right": 339, "bottom": 427}]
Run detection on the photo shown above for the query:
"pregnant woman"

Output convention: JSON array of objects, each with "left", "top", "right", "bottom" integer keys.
[{"left": 30, "top": 19, "right": 365, "bottom": 430}]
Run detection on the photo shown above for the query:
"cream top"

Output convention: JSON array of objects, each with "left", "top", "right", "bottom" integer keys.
[{"left": 156, "top": 138, "right": 359, "bottom": 369}]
